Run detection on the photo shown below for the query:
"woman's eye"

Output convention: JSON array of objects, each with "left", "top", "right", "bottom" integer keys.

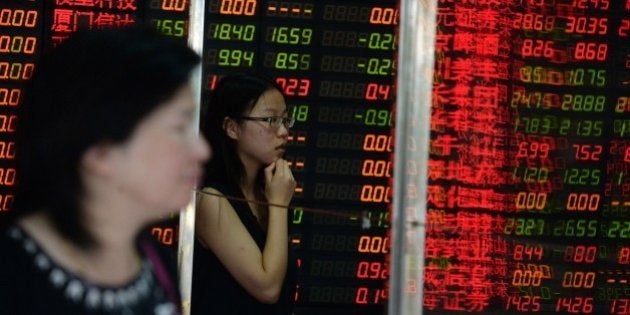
[{"left": 174, "top": 123, "right": 192, "bottom": 133}]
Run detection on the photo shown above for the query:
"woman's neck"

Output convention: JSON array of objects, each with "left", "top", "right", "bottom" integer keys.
[{"left": 19, "top": 212, "right": 142, "bottom": 286}]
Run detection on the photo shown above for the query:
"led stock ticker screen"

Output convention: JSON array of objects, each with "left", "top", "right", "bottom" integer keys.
[
  {"left": 1, "top": 0, "right": 629, "bottom": 314},
  {"left": 202, "top": 1, "right": 397, "bottom": 313},
  {"left": 425, "top": 0, "right": 630, "bottom": 314},
  {"left": 0, "top": 1, "right": 41, "bottom": 213},
  {"left": 0, "top": 0, "right": 397, "bottom": 314}
]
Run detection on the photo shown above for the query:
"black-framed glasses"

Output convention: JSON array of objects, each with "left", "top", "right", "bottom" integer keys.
[{"left": 233, "top": 116, "right": 295, "bottom": 129}]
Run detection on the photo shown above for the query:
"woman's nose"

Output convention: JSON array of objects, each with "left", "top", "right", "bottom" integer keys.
[
  {"left": 277, "top": 124, "right": 289, "bottom": 137},
  {"left": 196, "top": 134, "right": 212, "bottom": 162}
]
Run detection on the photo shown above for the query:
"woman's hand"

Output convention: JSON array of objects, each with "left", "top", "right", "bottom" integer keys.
[{"left": 263, "top": 158, "right": 296, "bottom": 207}]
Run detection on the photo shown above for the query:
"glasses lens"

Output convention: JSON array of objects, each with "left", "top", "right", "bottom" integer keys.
[
  {"left": 270, "top": 117, "right": 281, "bottom": 128},
  {"left": 270, "top": 117, "right": 294, "bottom": 128},
  {"left": 285, "top": 117, "right": 295, "bottom": 128}
]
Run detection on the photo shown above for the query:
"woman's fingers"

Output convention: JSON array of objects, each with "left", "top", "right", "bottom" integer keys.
[
  {"left": 264, "top": 159, "right": 296, "bottom": 205},
  {"left": 264, "top": 161, "right": 276, "bottom": 183}
]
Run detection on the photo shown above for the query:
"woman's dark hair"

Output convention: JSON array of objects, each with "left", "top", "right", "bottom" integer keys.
[
  {"left": 12, "top": 26, "right": 200, "bottom": 247},
  {"left": 201, "top": 73, "right": 284, "bottom": 226}
]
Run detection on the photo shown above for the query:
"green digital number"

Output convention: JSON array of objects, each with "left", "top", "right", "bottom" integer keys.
[
  {"left": 275, "top": 53, "right": 310, "bottom": 70},
  {"left": 218, "top": 49, "right": 254, "bottom": 67},
  {"left": 291, "top": 105, "right": 309, "bottom": 122},
  {"left": 270, "top": 26, "right": 312, "bottom": 45}
]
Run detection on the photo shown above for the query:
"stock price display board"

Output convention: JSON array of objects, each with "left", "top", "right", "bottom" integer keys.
[
  {"left": 0, "top": 0, "right": 398, "bottom": 314},
  {"left": 202, "top": 1, "right": 397, "bottom": 314},
  {"left": 0, "top": 1, "right": 40, "bottom": 213},
  {"left": 426, "top": 0, "right": 630, "bottom": 313}
]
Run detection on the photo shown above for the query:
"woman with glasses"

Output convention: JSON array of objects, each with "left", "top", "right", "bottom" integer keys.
[{"left": 192, "top": 73, "right": 297, "bottom": 315}]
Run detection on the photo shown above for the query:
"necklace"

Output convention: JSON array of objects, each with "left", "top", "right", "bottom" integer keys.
[{"left": 62, "top": 239, "right": 142, "bottom": 285}]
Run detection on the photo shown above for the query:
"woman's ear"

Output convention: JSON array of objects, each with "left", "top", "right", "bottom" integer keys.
[
  {"left": 223, "top": 117, "right": 239, "bottom": 140},
  {"left": 81, "top": 143, "right": 115, "bottom": 176}
]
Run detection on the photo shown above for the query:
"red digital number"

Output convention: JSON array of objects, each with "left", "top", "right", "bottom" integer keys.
[
  {"left": 513, "top": 244, "right": 544, "bottom": 260},
  {"left": 161, "top": 0, "right": 187, "bottom": 11},
  {"left": 619, "top": 247, "right": 630, "bottom": 264},
  {"left": 363, "top": 134, "right": 393, "bottom": 152},
  {"left": 357, "top": 235, "right": 389, "bottom": 254},
  {"left": 565, "top": 17, "right": 608, "bottom": 35},
  {"left": 517, "top": 141, "right": 550, "bottom": 159},
  {"left": 610, "top": 299, "right": 630, "bottom": 314},
  {"left": 219, "top": 0, "right": 256, "bottom": 16},
  {"left": 620, "top": 19, "right": 630, "bottom": 36},
  {"left": 0, "top": 62, "right": 35, "bottom": 80},
  {"left": 356, "top": 261, "right": 388, "bottom": 279},
  {"left": 555, "top": 297, "right": 594, "bottom": 313},
  {"left": 0, "top": 35, "right": 37, "bottom": 55},
  {"left": 515, "top": 192, "right": 547, "bottom": 211},
  {"left": 561, "top": 271, "right": 596, "bottom": 289},
  {"left": 355, "top": 287, "right": 387, "bottom": 305},
  {"left": 0, "top": 115, "right": 16, "bottom": 133},
  {"left": 573, "top": 42, "right": 607, "bottom": 61},
  {"left": 0, "top": 9, "right": 38, "bottom": 27},
  {"left": 365, "top": 83, "right": 391, "bottom": 101},
  {"left": 521, "top": 39, "right": 554, "bottom": 58},
  {"left": 207, "top": 74, "right": 220, "bottom": 90},
  {"left": 275, "top": 77, "right": 310, "bottom": 96},
  {"left": 573, "top": 0, "right": 610, "bottom": 9},
  {"left": 616, "top": 97, "right": 630, "bottom": 113},
  {"left": 369, "top": 7, "right": 398, "bottom": 25},
  {"left": 566, "top": 193, "right": 600, "bottom": 211},
  {"left": 563, "top": 245, "right": 597, "bottom": 263},
  {"left": 0, "top": 141, "right": 16, "bottom": 160},
  {"left": 515, "top": 13, "right": 555, "bottom": 31},
  {"left": 511, "top": 269, "right": 543, "bottom": 287},
  {"left": 572, "top": 144, "right": 603, "bottom": 161},
  {"left": 360, "top": 185, "right": 390, "bottom": 202},
  {"left": 506, "top": 296, "right": 541, "bottom": 312},
  {"left": 151, "top": 227, "right": 175, "bottom": 245},
  {"left": 0, "top": 88, "right": 21, "bottom": 106},
  {"left": 361, "top": 159, "right": 392, "bottom": 178},
  {"left": 0, "top": 194, "right": 14, "bottom": 211}
]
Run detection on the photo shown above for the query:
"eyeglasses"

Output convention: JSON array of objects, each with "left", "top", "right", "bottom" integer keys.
[{"left": 233, "top": 116, "right": 295, "bottom": 129}]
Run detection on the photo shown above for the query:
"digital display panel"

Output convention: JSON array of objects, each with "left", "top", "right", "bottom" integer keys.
[
  {"left": 0, "top": 0, "right": 42, "bottom": 214},
  {"left": 0, "top": 1, "right": 395, "bottom": 314},
  {"left": 201, "top": 1, "right": 397, "bottom": 313},
  {"left": 425, "top": 0, "right": 629, "bottom": 313},
  {"left": 2, "top": 0, "right": 629, "bottom": 315}
]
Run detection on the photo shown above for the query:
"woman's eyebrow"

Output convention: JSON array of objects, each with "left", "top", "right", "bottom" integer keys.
[{"left": 260, "top": 107, "right": 286, "bottom": 114}]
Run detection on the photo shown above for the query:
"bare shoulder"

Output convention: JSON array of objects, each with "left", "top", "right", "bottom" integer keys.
[
  {"left": 198, "top": 186, "right": 224, "bottom": 198},
  {"left": 195, "top": 186, "right": 239, "bottom": 231},
  {"left": 196, "top": 186, "right": 226, "bottom": 209},
  {"left": 195, "top": 186, "right": 253, "bottom": 251}
]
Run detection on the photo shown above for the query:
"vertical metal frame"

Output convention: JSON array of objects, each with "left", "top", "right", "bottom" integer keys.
[
  {"left": 178, "top": 0, "right": 205, "bottom": 314},
  {"left": 389, "top": 0, "right": 437, "bottom": 314}
]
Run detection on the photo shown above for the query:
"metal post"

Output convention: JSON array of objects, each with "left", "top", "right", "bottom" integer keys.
[
  {"left": 388, "top": 0, "right": 437, "bottom": 314},
  {"left": 178, "top": 1, "right": 205, "bottom": 314}
]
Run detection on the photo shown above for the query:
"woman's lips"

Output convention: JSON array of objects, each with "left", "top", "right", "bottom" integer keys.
[{"left": 276, "top": 144, "right": 287, "bottom": 154}]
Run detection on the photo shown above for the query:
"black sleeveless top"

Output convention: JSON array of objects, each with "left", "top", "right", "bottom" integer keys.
[
  {"left": 0, "top": 225, "right": 182, "bottom": 315},
  {"left": 191, "top": 182, "right": 297, "bottom": 315}
]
